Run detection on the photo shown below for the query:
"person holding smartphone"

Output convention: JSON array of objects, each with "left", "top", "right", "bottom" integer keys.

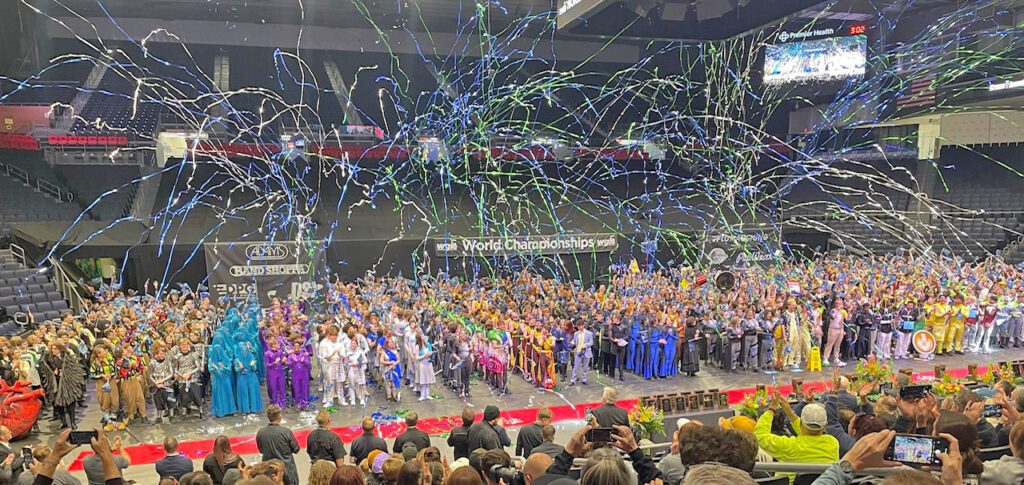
[
  {"left": 0, "top": 426, "right": 24, "bottom": 485},
  {"left": 810, "top": 430, "right": 964, "bottom": 485}
]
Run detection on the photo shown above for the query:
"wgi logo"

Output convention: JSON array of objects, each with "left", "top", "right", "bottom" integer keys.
[
  {"left": 245, "top": 243, "right": 290, "bottom": 261},
  {"left": 436, "top": 241, "right": 458, "bottom": 252}
]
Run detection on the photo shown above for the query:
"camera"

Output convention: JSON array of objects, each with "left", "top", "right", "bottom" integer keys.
[{"left": 489, "top": 465, "right": 525, "bottom": 485}]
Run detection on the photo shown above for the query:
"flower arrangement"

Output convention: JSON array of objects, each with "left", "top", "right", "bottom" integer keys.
[
  {"left": 853, "top": 355, "right": 895, "bottom": 384},
  {"left": 628, "top": 401, "right": 665, "bottom": 441},
  {"left": 980, "top": 363, "right": 1016, "bottom": 385},
  {"left": 735, "top": 388, "right": 770, "bottom": 419},
  {"left": 933, "top": 372, "right": 964, "bottom": 397}
]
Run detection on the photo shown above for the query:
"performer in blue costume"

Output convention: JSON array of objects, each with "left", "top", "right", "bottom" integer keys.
[
  {"left": 233, "top": 338, "right": 263, "bottom": 414},
  {"left": 645, "top": 325, "right": 661, "bottom": 379},
  {"left": 661, "top": 324, "right": 677, "bottom": 377},
  {"left": 634, "top": 321, "right": 649, "bottom": 375},
  {"left": 626, "top": 319, "right": 640, "bottom": 371},
  {"left": 208, "top": 344, "right": 237, "bottom": 417}
]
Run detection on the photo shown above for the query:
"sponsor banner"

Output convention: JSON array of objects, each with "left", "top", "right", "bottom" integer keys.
[
  {"left": 702, "top": 232, "right": 778, "bottom": 269},
  {"left": 203, "top": 241, "right": 324, "bottom": 306},
  {"left": 434, "top": 233, "right": 618, "bottom": 257}
]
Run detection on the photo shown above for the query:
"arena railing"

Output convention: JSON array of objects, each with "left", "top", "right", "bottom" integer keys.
[
  {"left": 8, "top": 243, "right": 26, "bottom": 267},
  {"left": 47, "top": 257, "right": 85, "bottom": 316},
  {"left": 570, "top": 455, "right": 912, "bottom": 479},
  {"left": 0, "top": 162, "right": 74, "bottom": 203}
]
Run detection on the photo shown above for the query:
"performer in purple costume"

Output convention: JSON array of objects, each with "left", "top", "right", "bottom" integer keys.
[
  {"left": 264, "top": 340, "right": 287, "bottom": 407},
  {"left": 286, "top": 339, "right": 312, "bottom": 408}
]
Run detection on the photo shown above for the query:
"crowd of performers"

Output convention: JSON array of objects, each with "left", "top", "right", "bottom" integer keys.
[{"left": 3, "top": 254, "right": 1024, "bottom": 430}]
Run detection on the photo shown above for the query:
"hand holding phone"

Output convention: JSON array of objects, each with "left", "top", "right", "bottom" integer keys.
[
  {"left": 983, "top": 403, "right": 1002, "bottom": 418},
  {"left": 899, "top": 384, "right": 932, "bottom": 400},
  {"left": 885, "top": 434, "right": 949, "bottom": 466},
  {"left": 68, "top": 430, "right": 98, "bottom": 446},
  {"left": 584, "top": 427, "right": 613, "bottom": 444},
  {"left": 21, "top": 447, "right": 32, "bottom": 471}
]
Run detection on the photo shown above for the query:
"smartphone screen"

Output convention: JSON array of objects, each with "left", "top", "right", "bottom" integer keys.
[
  {"left": 584, "top": 408, "right": 594, "bottom": 425},
  {"left": 984, "top": 404, "right": 1002, "bottom": 418},
  {"left": 585, "top": 427, "right": 613, "bottom": 443},
  {"left": 68, "top": 430, "right": 98, "bottom": 445},
  {"left": 899, "top": 385, "right": 932, "bottom": 400},
  {"left": 21, "top": 447, "right": 32, "bottom": 471},
  {"left": 886, "top": 434, "right": 948, "bottom": 466}
]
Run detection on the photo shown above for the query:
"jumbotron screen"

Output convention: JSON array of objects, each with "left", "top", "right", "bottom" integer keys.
[{"left": 764, "top": 34, "right": 867, "bottom": 85}]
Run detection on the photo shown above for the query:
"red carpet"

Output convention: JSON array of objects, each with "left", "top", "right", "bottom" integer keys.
[{"left": 67, "top": 365, "right": 979, "bottom": 471}]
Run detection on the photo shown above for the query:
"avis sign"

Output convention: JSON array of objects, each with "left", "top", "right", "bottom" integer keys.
[{"left": 204, "top": 241, "right": 324, "bottom": 306}]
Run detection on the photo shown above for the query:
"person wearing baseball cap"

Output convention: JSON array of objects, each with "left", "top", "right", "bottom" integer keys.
[{"left": 754, "top": 393, "right": 839, "bottom": 481}]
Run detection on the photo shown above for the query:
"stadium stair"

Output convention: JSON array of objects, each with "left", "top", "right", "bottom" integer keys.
[{"left": 0, "top": 249, "right": 71, "bottom": 333}]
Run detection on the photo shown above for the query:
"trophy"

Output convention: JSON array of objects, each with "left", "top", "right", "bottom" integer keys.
[
  {"left": 968, "top": 364, "right": 978, "bottom": 378},
  {"left": 934, "top": 365, "right": 946, "bottom": 379},
  {"left": 718, "top": 391, "right": 729, "bottom": 408}
]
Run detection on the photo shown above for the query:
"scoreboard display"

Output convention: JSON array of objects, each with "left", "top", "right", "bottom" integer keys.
[{"left": 764, "top": 24, "right": 868, "bottom": 86}]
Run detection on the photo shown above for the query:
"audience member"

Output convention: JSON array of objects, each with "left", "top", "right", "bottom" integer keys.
[
  {"left": 579, "top": 448, "right": 629, "bottom": 485},
  {"left": 755, "top": 395, "right": 839, "bottom": 480},
  {"left": 202, "top": 435, "right": 244, "bottom": 485},
  {"left": 445, "top": 467, "right": 483, "bottom": 485},
  {"left": 0, "top": 426, "right": 25, "bottom": 485},
  {"left": 393, "top": 413, "right": 431, "bottom": 453},
  {"left": 981, "top": 418, "right": 1024, "bottom": 484},
  {"left": 681, "top": 463, "right": 755, "bottom": 485},
  {"left": 367, "top": 453, "right": 391, "bottom": 485},
  {"left": 479, "top": 450, "right": 511, "bottom": 485},
  {"left": 82, "top": 436, "right": 130, "bottom": 485},
  {"left": 307, "top": 460, "right": 337, "bottom": 485},
  {"left": 448, "top": 408, "right": 475, "bottom": 461},
  {"left": 248, "top": 460, "right": 286, "bottom": 485},
  {"left": 530, "top": 426, "right": 564, "bottom": 459},
  {"left": 329, "top": 464, "right": 365, "bottom": 485},
  {"left": 396, "top": 461, "right": 420, "bottom": 485},
  {"left": 31, "top": 428, "right": 125, "bottom": 485},
  {"left": 522, "top": 453, "right": 552, "bottom": 485},
  {"left": 351, "top": 418, "right": 389, "bottom": 466},
  {"left": 307, "top": 411, "right": 348, "bottom": 467},
  {"left": 381, "top": 458, "right": 404, "bottom": 485},
  {"left": 545, "top": 424, "right": 660, "bottom": 485},
  {"left": 18, "top": 444, "right": 79, "bottom": 485},
  {"left": 467, "top": 406, "right": 510, "bottom": 451},
  {"left": 590, "top": 388, "right": 628, "bottom": 428},
  {"left": 934, "top": 411, "right": 984, "bottom": 477},
  {"left": 155, "top": 436, "right": 194, "bottom": 481},
  {"left": 658, "top": 419, "right": 702, "bottom": 485},
  {"left": 516, "top": 408, "right": 552, "bottom": 457},
  {"left": 677, "top": 425, "right": 756, "bottom": 473},
  {"left": 255, "top": 406, "right": 300, "bottom": 485}
]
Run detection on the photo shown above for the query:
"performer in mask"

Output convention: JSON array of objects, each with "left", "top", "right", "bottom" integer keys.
[
  {"left": 208, "top": 343, "right": 237, "bottom": 418},
  {"left": 233, "top": 338, "right": 262, "bottom": 415}
]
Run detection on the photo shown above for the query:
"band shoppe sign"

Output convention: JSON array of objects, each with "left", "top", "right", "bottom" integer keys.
[
  {"left": 702, "top": 232, "right": 778, "bottom": 268},
  {"left": 434, "top": 233, "right": 619, "bottom": 257},
  {"left": 203, "top": 241, "right": 324, "bottom": 306}
]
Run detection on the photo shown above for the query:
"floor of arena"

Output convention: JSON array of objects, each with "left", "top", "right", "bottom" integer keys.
[{"left": 22, "top": 350, "right": 1015, "bottom": 482}]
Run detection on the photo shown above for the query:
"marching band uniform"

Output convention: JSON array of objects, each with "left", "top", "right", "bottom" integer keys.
[
  {"left": 660, "top": 325, "right": 677, "bottom": 377},
  {"left": 758, "top": 315, "right": 774, "bottom": 371},
  {"left": 741, "top": 317, "right": 759, "bottom": 371}
]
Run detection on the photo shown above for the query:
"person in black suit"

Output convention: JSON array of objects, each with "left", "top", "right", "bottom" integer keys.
[
  {"left": 0, "top": 426, "right": 24, "bottom": 485},
  {"left": 447, "top": 407, "right": 475, "bottom": 461},
  {"left": 468, "top": 405, "right": 511, "bottom": 451},
  {"left": 590, "top": 387, "right": 629, "bottom": 428},
  {"left": 392, "top": 413, "right": 431, "bottom": 453},
  {"left": 350, "top": 417, "right": 388, "bottom": 466},
  {"left": 611, "top": 319, "right": 628, "bottom": 381},
  {"left": 306, "top": 411, "right": 346, "bottom": 467},
  {"left": 600, "top": 321, "right": 614, "bottom": 376}
]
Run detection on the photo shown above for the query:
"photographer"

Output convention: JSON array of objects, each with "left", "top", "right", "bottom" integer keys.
[
  {"left": 810, "top": 430, "right": 964, "bottom": 485},
  {"left": 544, "top": 424, "right": 660, "bottom": 485},
  {"left": 31, "top": 429, "right": 125, "bottom": 485}
]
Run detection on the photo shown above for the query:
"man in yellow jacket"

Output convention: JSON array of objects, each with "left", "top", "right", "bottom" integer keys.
[
  {"left": 927, "top": 297, "right": 952, "bottom": 356},
  {"left": 754, "top": 395, "right": 839, "bottom": 483}
]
